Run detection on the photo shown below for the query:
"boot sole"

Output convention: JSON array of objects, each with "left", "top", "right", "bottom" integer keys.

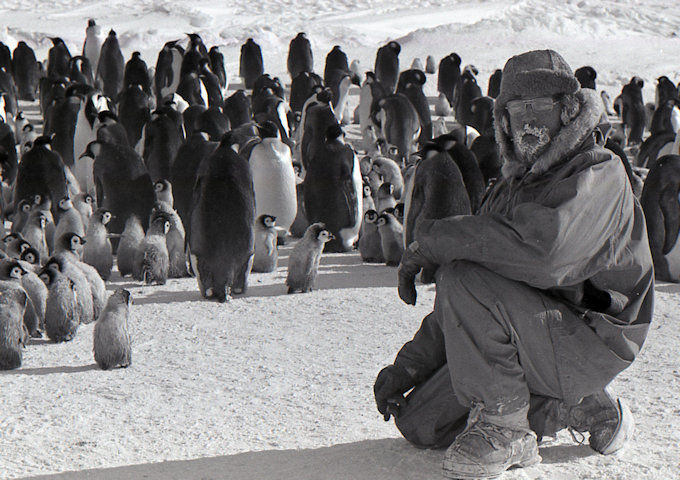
[
  {"left": 442, "top": 445, "right": 542, "bottom": 479},
  {"left": 596, "top": 398, "right": 634, "bottom": 455}
]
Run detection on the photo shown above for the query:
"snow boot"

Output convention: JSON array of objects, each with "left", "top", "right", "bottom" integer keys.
[
  {"left": 561, "top": 389, "right": 634, "bottom": 455},
  {"left": 442, "top": 404, "right": 541, "bottom": 479}
]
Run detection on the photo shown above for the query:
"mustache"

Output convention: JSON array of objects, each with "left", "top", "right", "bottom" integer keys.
[{"left": 512, "top": 124, "right": 551, "bottom": 161}]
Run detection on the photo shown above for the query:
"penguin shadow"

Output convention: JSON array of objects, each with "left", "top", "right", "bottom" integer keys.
[
  {"left": 0, "top": 363, "right": 98, "bottom": 376},
  {"left": 537, "top": 443, "right": 596, "bottom": 464},
  {"left": 131, "top": 288, "right": 204, "bottom": 305},
  {"left": 655, "top": 281, "right": 680, "bottom": 294}
]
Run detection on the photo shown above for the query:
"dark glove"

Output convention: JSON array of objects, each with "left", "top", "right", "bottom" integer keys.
[
  {"left": 398, "top": 241, "right": 437, "bottom": 306},
  {"left": 374, "top": 364, "right": 414, "bottom": 420}
]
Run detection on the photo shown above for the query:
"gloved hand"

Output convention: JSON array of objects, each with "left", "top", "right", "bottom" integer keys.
[
  {"left": 374, "top": 364, "right": 414, "bottom": 420},
  {"left": 398, "top": 241, "right": 437, "bottom": 306}
]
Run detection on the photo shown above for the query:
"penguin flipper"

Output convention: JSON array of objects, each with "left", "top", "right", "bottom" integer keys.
[{"left": 660, "top": 186, "right": 680, "bottom": 255}]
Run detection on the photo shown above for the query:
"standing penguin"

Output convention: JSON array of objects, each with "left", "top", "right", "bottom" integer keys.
[
  {"left": 82, "top": 19, "right": 104, "bottom": 73},
  {"left": 252, "top": 214, "right": 278, "bottom": 273},
  {"left": 96, "top": 30, "right": 125, "bottom": 100},
  {"left": 455, "top": 65, "right": 483, "bottom": 129},
  {"left": 437, "top": 52, "right": 462, "bottom": 110},
  {"left": 150, "top": 202, "right": 188, "bottom": 278},
  {"left": 154, "top": 40, "right": 184, "bottom": 102},
  {"left": 358, "top": 209, "right": 385, "bottom": 263},
  {"left": 0, "top": 275, "right": 28, "bottom": 369},
  {"left": 304, "top": 124, "right": 363, "bottom": 252},
  {"left": 396, "top": 69, "right": 432, "bottom": 145},
  {"left": 12, "top": 41, "right": 40, "bottom": 101},
  {"left": 208, "top": 46, "right": 227, "bottom": 92},
  {"left": 39, "top": 266, "right": 79, "bottom": 343},
  {"left": 21, "top": 210, "right": 49, "bottom": 263},
  {"left": 239, "top": 38, "right": 263, "bottom": 89},
  {"left": 46, "top": 37, "right": 71, "bottom": 80},
  {"left": 287, "top": 32, "right": 314, "bottom": 81},
  {"left": 286, "top": 222, "right": 333, "bottom": 293},
  {"left": 376, "top": 210, "right": 404, "bottom": 266},
  {"left": 82, "top": 208, "right": 113, "bottom": 280},
  {"left": 619, "top": 76, "right": 647, "bottom": 146},
  {"left": 93, "top": 288, "right": 132, "bottom": 370},
  {"left": 250, "top": 121, "right": 298, "bottom": 239},
  {"left": 117, "top": 214, "right": 145, "bottom": 277},
  {"left": 134, "top": 214, "right": 170, "bottom": 285},
  {"left": 123, "top": 52, "right": 151, "bottom": 95},
  {"left": 153, "top": 179, "right": 174, "bottom": 207},
  {"left": 374, "top": 41, "right": 401, "bottom": 94},
  {"left": 53, "top": 196, "right": 86, "bottom": 249},
  {"left": 118, "top": 84, "right": 152, "bottom": 149},
  {"left": 142, "top": 109, "right": 185, "bottom": 183},
  {"left": 640, "top": 154, "right": 680, "bottom": 282},
  {"left": 189, "top": 133, "right": 255, "bottom": 302}
]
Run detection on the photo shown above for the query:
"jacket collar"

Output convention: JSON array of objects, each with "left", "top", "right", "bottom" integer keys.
[{"left": 496, "top": 88, "right": 605, "bottom": 182}]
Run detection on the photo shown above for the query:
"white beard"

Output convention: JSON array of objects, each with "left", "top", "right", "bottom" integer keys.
[{"left": 512, "top": 124, "right": 551, "bottom": 162}]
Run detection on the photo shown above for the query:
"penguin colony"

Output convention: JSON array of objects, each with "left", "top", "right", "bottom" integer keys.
[{"left": 0, "top": 21, "right": 679, "bottom": 367}]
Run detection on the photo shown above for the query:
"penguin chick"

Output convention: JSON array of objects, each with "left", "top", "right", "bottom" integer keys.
[
  {"left": 358, "top": 209, "right": 385, "bottom": 263},
  {"left": 10, "top": 199, "right": 33, "bottom": 234},
  {"left": 286, "top": 222, "right": 333, "bottom": 293},
  {"left": 117, "top": 215, "right": 145, "bottom": 277},
  {"left": 19, "top": 246, "right": 42, "bottom": 272},
  {"left": 153, "top": 179, "right": 174, "bottom": 208},
  {"left": 53, "top": 196, "right": 85, "bottom": 253},
  {"left": 252, "top": 214, "right": 278, "bottom": 273},
  {"left": 150, "top": 203, "right": 187, "bottom": 278},
  {"left": 376, "top": 182, "right": 397, "bottom": 213},
  {"left": 39, "top": 266, "right": 80, "bottom": 343},
  {"left": 376, "top": 211, "right": 404, "bottom": 266},
  {"left": 93, "top": 288, "right": 132, "bottom": 370},
  {"left": 82, "top": 208, "right": 113, "bottom": 280},
  {"left": 73, "top": 192, "right": 95, "bottom": 229},
  {"left": 134, "top": 215, "right": 170, "bottom": 285},
  {"left": 21, "top": 211, "right": 49, "bottom": 264},
  {"left": 0, "top": 259, "right": 41, "bottom": 338},
  {"left": 0, "top": 278, "right": 28, "bottom": 369}
]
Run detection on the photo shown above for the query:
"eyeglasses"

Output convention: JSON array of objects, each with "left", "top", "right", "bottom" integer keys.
[{"left": 506, "top": 97, "right": 559, "bottom": 116}]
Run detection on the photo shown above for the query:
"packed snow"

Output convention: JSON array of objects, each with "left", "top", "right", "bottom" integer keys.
[{"left": 1, "top": 0, "right": 679, "bottom": 479}]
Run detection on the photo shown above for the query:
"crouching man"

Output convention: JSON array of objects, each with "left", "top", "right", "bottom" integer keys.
[{"left": 374, "top": 49, "right": 653, "bottom": 479}]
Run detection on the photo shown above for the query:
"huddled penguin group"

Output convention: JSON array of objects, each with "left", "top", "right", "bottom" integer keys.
[{"left": 1, "top": 20, "right": 679, "bottom": 368}]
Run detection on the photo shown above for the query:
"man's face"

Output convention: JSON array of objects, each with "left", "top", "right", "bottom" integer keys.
[{"left": 507, "top": 96, "right": 562, "bottom": 162}]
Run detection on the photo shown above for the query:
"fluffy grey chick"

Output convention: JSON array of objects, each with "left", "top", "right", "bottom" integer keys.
[
  {"left": 286, "top": 222, "right": 333, "bottom": 294},
  {"left": 93, "top": 288, "right": 132, "bottom": 370}
]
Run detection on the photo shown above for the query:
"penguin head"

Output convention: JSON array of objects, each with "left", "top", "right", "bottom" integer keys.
[
  {"left": 2, "top": 232, "right": 22, "bottom": 248},
  {"left": 376, "top": 214, "right": 389, "bottom": 227},
  {"left": 363, "top": 183, "right": 373, "bottom": 198},
  {"left": 97, "top": 209, "right": 112, "bottom": 225},
  {"left": 112, "top": 288, "right": 133, "bottom": 306},
  {"left": 257, "top": 120, "right": 280, "bottom": 140},
  {"left": 154, "top": 179, "right": 170, "bottom": 193},
  {"left": 82, "top": 193, "right": 95, "bottom": 206},
  {"left": 257, "top": 214, "right": 277, "bottom": 228},
  {"left": 378, "top": 182, "right": 395, "bottom": 198},
  {"left": 393, "top": 203, "right": 405, "bottom": 221},
  {"left": 0, "top": 259, "right": 26, "bottom": 281},
  {"left": 20, "top": 247, "right": 40, "bottom": 267},
  {"left": 18, "top": 199, "right": 33, "bottom": 214},
  {"left": 39, "top": 266, "right": 57, "bottom": 287},
  {"left": 364, "top": 209, "right": 378, "bottom": 224},
  {"left": 87, "top": 19, "right": 96, "bottom": 27},
  {"left": 58, "top": 196, "right": 74, "bottom": 211},
  {"left": 18, "top": 240, "right": 32, "bottom": 255},
  {"left": 325, "top": 124, "right": 344, "bottom": 143},
  {"left": 57, "top": 232, "right": 85, "bottom": 253},
  {"left": 44, "top": 255, "right": 67, "bottom": 274},
  {"left": 80, "top": 141, "right": 101, "bottom": 159},
  {"left": 33, "top": 135, "right": 53, "bottom": 149},
  {"left": 317, "top": 229, "right": 333, "bottom": 243}
]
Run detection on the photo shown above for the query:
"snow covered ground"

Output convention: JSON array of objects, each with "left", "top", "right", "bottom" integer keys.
[{"left": 1, "top": 0, "right": 680, "bottom": 479}]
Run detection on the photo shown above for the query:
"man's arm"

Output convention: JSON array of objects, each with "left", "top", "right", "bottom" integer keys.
[{"left": 415, "top": 156, "right": 634, "bottom": 290}]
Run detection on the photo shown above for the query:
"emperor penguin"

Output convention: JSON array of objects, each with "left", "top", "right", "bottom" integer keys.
[
  {"left": 425, "top": 55, "right": 437, "bottom": 74},
  {"left": 118, "top": 84, "right": 152, "bottom": 149},
  {"left": 189, "top": 133, "right": 255, "bottom": 302},
  {"left": 455, "top": 65, "right": 483, "bottom": 129},
  {"left": 154, "top": 40, "right": 184, "bottom": 102},
  {"left": 82, "top": 208, "right": 113, "bottom": 281},
  {"left": 374, "top": 41, "right": 401, "bottom": 94},
  {"left": 93, "top": 288, "right": 132, "bottom": 370},
  {"left": 287, "top": 32, "right": 314, "bottom": 81},
  {"left": 375, "top": 94, "right": 421, "bottom": 165},
  {"left": 73, "top": 192, "right": 95, "bottom": 228},
  {"left": 154, "top": 179, "right": 174, "bottom": 207},
  {"left": 82, "top": 19, "right": 104, "bottom": 73},
  {"left": 52, "top": 232, "right": 106, "bottom": 320},
  {"left": 239, "top": 38, "right": 263, "bottom": 89},
  {"left": 396, "top": 69, "right": 432, "bottom": 145},
  {"left": 54, "top": 196, "right": 86, "bottom": 250},
  {"left": 0, "top": 259, "right": 40, "bottom": 336},
  {"left": 0, "top": 273, "right": 28, "bottom": 369},
  {"left": 376, "top": 182, "right": 397, "bottom": 214},
  {"left": 12, "top": 41, "right": 40, "bottom": 101},
  {"left": 117, "top": 214, "right": 145, "bottom": 277},
  {"left": 47, "top": 37, "right": 71, "bottom": 80},
  {"left": 640, "top": 154, "right": 680, "bottom": 282},
  {"left": 252, "top": 214, "right": 278, "bottom": 273},
  {"left": 150, "top": 202, "right": 188, "bottom": 278},
  {"left": 303, "top": 124, "right": 362, "bottom": 253},
  {"left": 371, "top": 156, "right": 404, "bottom": 200},
  {"left": 250, "top": 121, "right": 298, "bottom": 239},
  {"left": 208, "top": 46, "right": 227, "bottom": 92},
  {"left": 358, "top": 209, "right": 384, "bottom": 263},
  {"left": 437, "top": 52, "right": 462, "bottom": 110},
  {"left": 96, "top": 30, "right": 125, "bottom": 100},
  {"left": 376, "top": 211, "right": 404, "bottom": 266},
  {"left": 142, "top": 109, "right": 185, "bottom": 183},
  {"left": 134, "top": 214, "right": 171, "bottom": 285},
  {"left": 286, "top": 222, "right": 333, "bottom": 293},
  {"left": 224, "top": 89, "right": 253, "bottom": 129},
  {"left": 123, "top": 51, "right": 151, "bottom": 95},
  {"left": 39, "top": 266, "right": 80, "bottom": 343},
  {"left": 21, "top": 210, "right": 49, "bottom": 263}
]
